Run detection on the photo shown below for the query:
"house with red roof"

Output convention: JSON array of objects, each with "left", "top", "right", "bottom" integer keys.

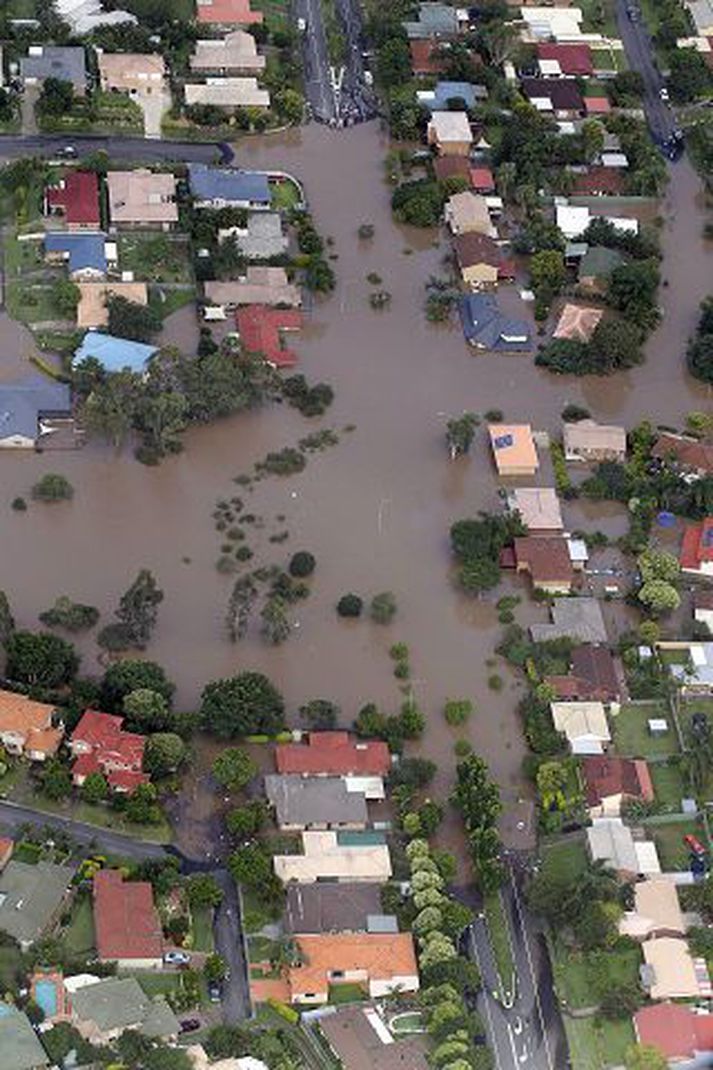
[
  {"left": 409, "top": 38, "right": 447, "bottom": 76},
  {"left": 276, "top": 732, "right": 390, "bottom": 799},
  {"left": 584, "top": 97, "right": 611, "bottom": 116},
  {"left": 680, "top": 517, "right": 713, "bottom": 579},
  {"left": 634, "top": 1002, "right": 713, "bottom": 1063},
  {"left": 469, "top": 166, "right": 495, "bottom": 194},
  {"left": 45, "top": 171, "right": 100, "bottom": 230},
  {"left": 196, "top": 0, "right": 262, "bottom": 24},
  {"left": 70, "top": 710, "right": 149, "bottom": 794},
  {"left": 235, "top": 304, "right": 303, "bottom": 368},
  {"left": 94, "top": 869, "right": 164, "bottom": 968},
  {"left": 652, "top": 432, "right": 713, "bottom": 478},
  {"left": 581, "top": 756, "right": 654, "bottom": 816},
  {"left": 570, "top": 166, "right": 624, "bottom": 196},
  {"left": 537, "top": 42, "right": 593, "bottom": 77}
]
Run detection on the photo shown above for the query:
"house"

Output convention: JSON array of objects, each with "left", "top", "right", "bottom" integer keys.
[
  {"left": 93, "top": 869, "right": 164, "bottom": 967},
  {"left": 578, "top": 245, "right": 625, "bottom": 292},
  {"left": 195, "top": 0, "right": 263, "bottom": 26},
  {"left": 284, "top": 883, "right": 395, "bottom": 935},
  {"left": 220, "top": 211, "right": 287, "bottom": 259},
  {"left": 454, "top": 232, "right": 501, "bottom": 288},
  {"left": 276, "top": 732, "right": 388, "bottom": 799},
  {"left": 0, "top": 380, "right": 73, "bottom": 450},
  {"left": 284, "top": 933, "right": 419, "bottom": 1005},
  {"left": 553, "top": 303, "right": 604, "bottom": 342},
  {"left": 445, "top": 191, "right": 494, "bottom": 236},
  {"left": 76, "top": 281, "right": 148, "bottom": 330},
  {"left": 695, "top": 590, "right": 713, "bottom": 633},
  {"left": 520, "top": 78, "right": 583, "bottom": 115},
  {"left": 0, "top": 861, "right": 75, "bottom": 949},
  {"left": 433, "top": 156, "right": 470, "bottom": 183},
  {"left": 189, "top": 164, "right": 271, "bottom": 209},
  {"left": 546, "top": 644, "right": 623, "bottom": 703},
  {"left": 520, "top": 7, "right": 584, "bottom": 40},
  {"left": 191, "top": 30, "right": 266, "bottom": 74},
  {"left": 557, "top": 204, "right": 592, "bottom": 239},
  {"left": 21, "top": 46, "right": 87, "bottom": 93},
  {"left": 73, "top": 332, "right": 158, "bottom": 374},
  {"left": 427, "top": 112, "right": 473, "bottom": 156},
  {"left": 0, "top": 838, "right": 13, "bottom": 872},
  {"left": 409, "top": 38, "right": 447, "bottom": 76},
  {"left": 273, "top": 830, "right": 392, "bottom": 884},
  {"left": 687, "top": 0, "right": 713, "bottom": 35},
  {"left": 185, "top": 78, "right": 270, "bottom": 110},
  {"left": 106, "top": 170, "right": 178, "bottom": 229},
  {"left": 44, "top": 232, "right": 113, "bottom": 279},
  {"left": 581, "top": 755, "right": 654, "bottom": 816},
  {"left": 0, "top": 1005, "right": 49, "bottom": 1070},
  {"left": 235, "top": 305, "right": 302, "bottom": 368},
  {"left": 320, "top": 1006, "right": 430, "bottom": 1070},
  {"left": 584, "top": 96, "right": 611, "bottom": 116},
  {"left": 514, "top": 536, "right": 575, "bottom": 593},
  {"left": 459, "top": 293, "right": 530, "bottom": 352},
  {"left": 570, "top": 167, "right": 623, "bottom": 197},
  {"left": 0, "top": 690, "right": 63, "bottom": 760},
  {"left": 55, "top": 0, "right": 136, "bottom": 34},
  {"left": 70, "top": 976, "right": 179, "bottom": 1044},
  {"left": 537, "top": 42, "right": 593, "bottom": 76},
  {"left": 403, "top": 2, "right": 460, "bottom": 38},
  {"left": 586, "top": 817, "right": 661, "bottom": 877},
  {"left": 488, "top": 423, "right": 539, "bottom": 477},
  {"left": 619, "top": 879, "right": 685, "bottom": 940},
  {"left": 652, "top": 431, "right": 713, "bottom": 478},
  {"left": 264, "top": 775, "right": 368, "bottom": 831},
  {"left": 550, "top": 700, "right": 610, "bottom": 753},
  {"left": 70, "top": 709, "right": 149, "bottom": 793},
  {"left": 666, "top": 642, "right": 713, "bottom": 693},
  {"left": 417, "top": 80, "right": 480, "bottom": 111},
  {"left": 642, "top": 938, "right": 712, "bottom": 1000},
  {"left": 680, "top": 518, "right": 713, "bottom": 579},
  {"left": 45, "top": 171, "right": 100, "bottom": 229},
  {"left": 563, "top": 419, "right": 626, "bottom": 462},
  {"left": 530, "top": 597, "right": 608, "bottom": 644},
  {"left": 634, "top": 1002, "right": 713, "bottom": 1064},
  {"left": 470, "top": 165, "right": 495, "bottom": 193},
  {"left": 187, "top": 1048, "right": 270, "bottom": 1070},
  {"left": 98, "top": 52, "right": 165, "bottom": 96},
  {"left": 203, "top": 268, "right": 301, "bottom": 311},
  {"left": 508, "top": 487, "right": 563, "bottom": 532}
]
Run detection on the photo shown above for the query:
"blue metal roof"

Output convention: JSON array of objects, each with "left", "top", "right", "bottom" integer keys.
[
  {"left": 0, "top": 378, "right": 71, "bottom": 441},
  {"left": 188, "top": 164, "right": 271, "bottom": 205},
  {"left": 459, "top": 293, "right": 531, "bottom": 352},
  {"left": 73, "top": 332, "right": 158, "bottom": 373},
  {"left": 45, "top": 232, "right": 107, "bottom": 275}
]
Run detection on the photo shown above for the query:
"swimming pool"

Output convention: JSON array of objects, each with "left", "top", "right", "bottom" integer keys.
[{"left": 34, "top": 979, "right": 58, "bottom": 1018}]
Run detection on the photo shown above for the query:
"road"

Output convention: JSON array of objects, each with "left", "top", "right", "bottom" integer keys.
[
  {"left": 0, "top": 134, "right": 226, "bottom": 163},
  {"left": 0, "top": 799, "right": 168, "bottom": 860},
  {"left": 334, "top": 0, "right": 378, "bottom": 125},
  {"left": 613, "top": 0, "right": 676, "bottom": 145},
  {"left": 213, "top": 869, "right": 252, "bottom": 1023},
  {"left": 294, "top": 0, "right": 338, "bottom": 123}
]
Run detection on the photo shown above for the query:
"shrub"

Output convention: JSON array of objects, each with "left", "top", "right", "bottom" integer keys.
[
  {"left": 11, "top": 497, "right": 26, "bottom": 511},
  {"left": 337, "top": 594, "right": 363, "bottom": 618},
  {"left": 31, "top": 473, "right": 73, "bottom": 502},
  {"left": 488, "top": 674, "right": 503, "bottom": 691},
  {"left": 484, "top": 409, "right": 503, "bottom": 422},
  {"left": 454, "top": 739, "right": 472, "bottom": 757},
  {"left": 561, "top": 404, "right": 590, "bottom": 422},
  {"left": 39, "top": 597, "right": 99, "bottom": 633},
  {"left": 370, "top": 591, "right": 397, "bottom": 624},
  {"left": 444, "top": 699, "right": 473, "bottom": 726},
  {"left": 288, "top": 551, "right": 316, "bottom": 578},
  {"left": 267, "top": 997, "right": 299, "bottom": 1024}
]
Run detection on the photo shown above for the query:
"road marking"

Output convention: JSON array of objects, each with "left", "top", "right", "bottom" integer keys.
[
  {"left": 469, "top": 927, "right": 504, "bottom": 1070},
  {"left": 510, "top": 872, "right": 554, "bottom": 1070}
]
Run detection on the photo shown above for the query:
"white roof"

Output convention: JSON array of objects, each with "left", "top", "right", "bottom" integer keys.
[
  {"left": 428, "top": 111, "right": 472, "bottom": 143},
  {"left": 643, "top": 938, "right": 707, "bottom": 1000},
  {"left": 64, "top": 973, "right": 102, "bottom": 993},
  {"left": 601, "top": 151, "right": 628, "bottom": 167},
  {"left": 539, "top": 59, "right": 562, "bottom": 77},
  {"left": 556, "top": 204, "right": 590, "bottom": 238},
  {"left": 509, "top": 487, "right": 563, "bottom": 531},
  {"left": 687, "top": 0, "right": 713, "bottom": 34},
  {"left": 587, "top": 817, "right": 638, "bottom": 872},
  {"left": 568, "top": 538, "right": 589, "bottom": 564},
  {"left": 606, "top": 215, "right": 639, "bottom": 234},
  {"left": 521, "top": 7, "right": 583, "bottom": 39},
  {"left": 635, "top": 842, "right": 662, "bottom": 875},
  {"left": 551, "top": 701, "right": 610, "bottom": 750}
]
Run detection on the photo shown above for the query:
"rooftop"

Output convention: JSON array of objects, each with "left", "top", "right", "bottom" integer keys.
[
  {"left": 0, "top": 1005, "right": 49, "bottom": 1070},
  {"left": 582, "top": 755, "right": 654, "bottom": 807},
  {"left": 288, "top": 933, "right": 418, "bottom": 1000},
  {"left": 264, "top": 774, "right": 368, "bottom": 828},
  {"left": 428, "top": 111, "right": 472, "bottom": 144},
  {"left": 642, "top": 937, "right": 709, "bottom": 1000},
  {"left": 520, "top": 77, "right": 584, "bottom": 112},
  {"left": 191, "top": 30, "right": 266, "bottom": 73},
  {"left": 454, "top": 231, "right": 501, "bottom": 269},
  {"left": 224, "top": 211, "right": 287, "bottom": 259},
  {"left": 107, "top": 170, "right": 178, "bottom": 226},
  {"left": 45, "top": 231, "right": 108, "bottom": 276},
  {"left": 46, "top": 171, "right": 100, "bottom": 226},
  {"left": 530, "top": 597, "right": 608, "bottom": 644},
  {"left": 550, "top": 700, "right": 610, "bottom": 748},
  {"left": 459, "top": 293, "right": 530, "bottom": 352},
  {"left": 409, "top": 38, "right": 447, "bottom": 75},
  {"left": 195, "top": 0, "right": 263, "bottom": 24},
  {"left": 189, "top": 163, "right": 271, "bottom": 205},
  {"left": 652, "top": 431, "right": 713, "bottom": 474},
  {"left": 445, "top": 191, "right": 493, "bottom": 236},
  {"left": 0, "top": 379, "right": 71, "bottom": 443},
  {"left": 0, "top": 861, "right": 74, "bottom": 945},
  {"left": 236, "top": 304, "right": 302, "bottom": 367},
  {"left": 537, "top": 42, "right": 593, "bottom": 75},
  {"left": 276, "top": 732, "right": 390, "bottom": 777},
  {"left": 515, "top": 536, "right": 574, "bottom": 585},
  {"left": 417, "top": 80, "right": 480, "bottom": 111},
  {"left": 98, "top": 51, "right": 165, "bottom": 85},
  {"left": 509, "top": 487, "right": 563, "bottom": 531},
  {"left": 469, "top": 165, "right": 495, "bottom": 192},
  {"left": 432, "top": 156, "right": 469, "bottom": 182},
  {"left": 578, "top": 244, "right": 625, "bottom": 280},
  {"left": 619, "top": 878, "right": 685, "bottom": 939},
  {"left": 403, "top": 2, "right": 459, "bottom": 39},
  {"left": 284, "top": 883, "right": 388, "bottom": 934},
  {"left": 572, "top": 645, "right": 621, "bottom": 697},
  {"left": 563, "top": 418, "right": 627, "bottom": 455},
  {"left": 320, "top": 1006, "right": 430, "bottom": 1070},
  {"left": 73, "top": 332, "right": 158, "bottom": 373},
  {"left": 553, "top": 303, "right": 604, "bottom": 342},
  {"left": 185, "top": 78, "right": 270, "bottom": 109},
  {"left": 70, "top": 976, "right": 179, "bottom": 1036},
  {"left": 93, "top": 869, "right": 163, "bottom": 962},
  {"left": 680, "top": 518, "right": 713, "bottom": 572},
  {"left": 76, "top": 281, "right": 148, "bottom": 330},
  {"left": 21, "top": 45, "right": 86, "bottom": 88},
  {"left": 634, "top": 1002, "right": 713, "bottom": 1061},
  {"left": 273, "top": 830, "right": 392, "bottom": 883},
  {"left": 488, "top": 423, "right": 539, "bottom": 474}
]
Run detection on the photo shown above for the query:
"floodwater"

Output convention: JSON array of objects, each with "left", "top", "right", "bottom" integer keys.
[{"left": 0, "top": 122, "right": 711, "bottom": 858}]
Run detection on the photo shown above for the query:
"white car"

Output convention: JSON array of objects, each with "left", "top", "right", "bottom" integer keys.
[
  {"left": 164, "top": 950, "right": 190, "bottom": 966},
  {"left": 660, "top": 87, "right": 670, "bottom": 102}
]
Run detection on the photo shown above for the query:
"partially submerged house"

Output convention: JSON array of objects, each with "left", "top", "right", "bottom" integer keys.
[
  {"left": 563, "top": 419, "right": 627, "bottom": 462},
  {"left": 680, "top": 518, "right": 713, "bottom": 579},
  {"left": 235, "top": 305, "right": 302, "bottom": 367},
  {"left": 445, "top": 191, "right": 494, "bottom": 237},
  {"left": 264, "top": 775, "right": 369, "bottom": 831},
  {"left": 514, "top": 536, "right": 575, "bottom": 593},
  {"left": 220, "top": 211, "right": 287, "bottom": 259},
  {"left": 189, "top": 163, "right": 271, "bottom": 210},
  {"left": 530, "top": 597, "right": 608, "bottom": 644},
  {"left": 553, "top": 303, "right": 603, "bottom": 343},
  {"left": 203, "top": 267, "right": 301, "bottom": 312},
  {"left": 508, "top": 487, "right": 562, "bottom": 532},
  {"left": 0, "top": 380, "right": 73, "bottom": 450},
  {"left": 454, "top": 232, "right": 502, "bottom": 288},
  {"left": 546, "top": 645, "right": 624, "bottom": 703},
  {"left": 488, "top": 423, "right": 539, "bottom": 477},
  {"left": 459, "top": 293, "right": 530, "bottom": 352},
  {"left": 652, "top": 431, "right": 713, "bottom": 478}
]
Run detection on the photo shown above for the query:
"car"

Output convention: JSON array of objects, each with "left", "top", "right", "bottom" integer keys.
[
  {"left": 297, "top": 17, "right": 306, "bottom": 31},
  {"left": 513, "top": 1017, "right": 523, "bottom": 1035},
  {"left": 180, "top": 1019, "right": 201, "bottom": 1034},
  {"left": 684, "top": 834, "right": 706, "bottom": 856},
  {"left": 660, "top": 87, "right": 670, "bottom": 102},
  {"left": 208, "top": 982, "right": 223, "bottom": 1003},
  {"left": 164, "top": 950, "right": 191, "bottom": 966},
  {"left": 58, "top": 146, "right": 76, "bottom": 159}
]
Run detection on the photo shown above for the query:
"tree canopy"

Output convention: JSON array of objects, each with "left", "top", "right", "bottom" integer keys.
[{"left": 201, "top": 672, "right": 285, "bottom": 738}]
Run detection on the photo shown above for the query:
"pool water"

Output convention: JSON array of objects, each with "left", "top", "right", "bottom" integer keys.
[{"left": 34, "top": 980, "right": 58, "bottom": 1018}]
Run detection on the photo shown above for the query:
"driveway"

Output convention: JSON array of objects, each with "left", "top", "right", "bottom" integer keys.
[{"left": 136, "top": 86, "right": 171, "bottom": 140}]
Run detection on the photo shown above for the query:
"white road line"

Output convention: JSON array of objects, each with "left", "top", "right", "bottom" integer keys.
[
  {"left": 469, "top": 927, "right": 504, "bottom": 1070},
  {"left": 510, "top": 872, "right": 554, "bottom": 1070}
]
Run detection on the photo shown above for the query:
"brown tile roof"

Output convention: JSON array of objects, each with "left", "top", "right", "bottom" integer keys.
[
  {"left": 454, "top": 231, "right": 500, "bottom": 269},
  {"left": 571, "top": 166, "right": 623, "bottom": 196},
  {"left": 409, "top": 38, "right": 446, "bottom": 75},
  {"left": 553, "top": 303, "right": 603, "bottom": 342},
  {"left": 571, "top": 645, "right": 620, "bottom": 698},
  {"left": 433, "top": 155, "right": 470, "bottom": 182},
  {"left": 514, "top": 536, "right": 574, "bottom": 583},
  {"left": 652, "top": 432, "right": 713, "bottom": 475},
  {"left": 93, "top": 869, "right": 163, "bottom": 962},
  {"left": 582, "top": 756, "right": 654, "bottom": 807}
]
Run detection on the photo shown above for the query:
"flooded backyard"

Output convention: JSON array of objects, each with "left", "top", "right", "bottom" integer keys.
[{"left": 0, "top": 121, "right": 711, "bottom": 856}]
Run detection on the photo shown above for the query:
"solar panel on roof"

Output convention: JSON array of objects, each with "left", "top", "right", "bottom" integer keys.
[{"left": 493, "top": 434, "right": 514, "bottom": 449}]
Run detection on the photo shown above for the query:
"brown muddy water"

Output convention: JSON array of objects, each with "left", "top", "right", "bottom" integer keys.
[{"left": 0, "top": 122, "right": 711, "bottom": 858}]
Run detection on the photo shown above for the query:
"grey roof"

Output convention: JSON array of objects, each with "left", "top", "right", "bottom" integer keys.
[
  {"left": 70, "top": 977, "right": 179, "bottom": 1037},
  {"left": 587, "top": 818, "right": 638, "bottom": 872},
  {"left": 404, "top": 2, "right": 459, "bottom": 38},
  {"left": 578, "top": 245, "right": 625, "bottom": 279},
  {"left": 530, "top": 598, "right": 608, "bottom": 644},
  {"left": 459, "top": 293, "right": 531, "bottom": 352},
  {"left": 229, "top": 211, "right": 287, "bottom": 260},
  {"left": 0, "top": 379, "right": 71, "bottom": 442},
  {"left": 188, "top": 163, "right": 270, "bottom": 205},
  {"left": 671, "top": 643, "right": 713, "bottom": 690},
  {"left": 21, "top": 46, "right": 87, "bottom": 89},
  {"left": 265, "top": 774, "right": 368, "bottom": 828},
  {"left": 285, "top": 882, "right": 390, "bottom": 934},
  {"left": 0, "top": 1005, "right": 49, "bottom": 1070},
  {"left": 0, "top": 861, "right": 74, "bottom": 945}
]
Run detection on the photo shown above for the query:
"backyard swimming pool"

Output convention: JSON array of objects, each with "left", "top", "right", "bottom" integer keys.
[{"left": 34, "top": 979, "right": 58, "bottom": 1018}]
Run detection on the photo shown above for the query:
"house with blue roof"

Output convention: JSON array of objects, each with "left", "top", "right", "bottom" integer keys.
[
  {"left": 416, "top": 81, "right": 486, "bottom": 112},
  {"left": 44, "top": 232, "right": 113, "bottom": 279},
  {"left": 0, "top": 379, "right": 73, "bottom": 449},
  {"left": 73, "top": 332, "right": 158, "bottom": 374},
  {"left": 459, "top": 293, "right": 531, "bottom": 353},
  {"left": 188, "top": 163, "right": 271, "bottom": 210}
]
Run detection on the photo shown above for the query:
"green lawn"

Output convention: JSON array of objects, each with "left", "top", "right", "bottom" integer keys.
[
  {"left": 651, "top": 817, "right": 707, "bottom": 870},
  {"left": 650, "top": 761, "right": 686, "bottom": 810},
  {"left": 611, "top": 703, "right": 679, "bottom": 759},
  {"left": 5, "top": 282, "right": 70, "bottom": 326},
  {"left": 12, "top": 841, "right": 42, "bottom": 864},
  {"left": 63, "top": 895, "right": 95, "bottom": 956},
  {"left": 539, "top": 839, "right": 589, "bottom": 884},
  {"left": 119, "top": 234, "right": 193, "bottom": 283},
  {"left": 253, "top": 0, "right": 290, "bottom": 31},
  {"left": 241, "top": 888, "right": 282, "bottom": 933},
  {"left": 133, "top": 972, "right": 178, "bottom": 998},
  {"left": 552, "top": 942, "right": 641, "bottom": 1011},
  {"left": 578, "top": 0, "right": 617, "bottom": 35},
  {"left": 564, "top": 1015, "right": 635, "bottom": 1070},
  {"left": 149, "top": 285, "right": 196, "bottom": 319},
  {"left": 4, "top": 235, "right": 44, "bottom": 277},
  {"left": 271, "top": 178, "right": 303, "bottom": 212},
  {"left": 484, "top": 892, "right": 515, "bottom": 994},
  {"left": 191, "top": 905, "right": 214, "bottom": 953},
  {"left": 328, "top": 982, "right": 367, "bottom": 1005},
  {"left": 38, "top": 91, "right": 143, "bottom": 135}
]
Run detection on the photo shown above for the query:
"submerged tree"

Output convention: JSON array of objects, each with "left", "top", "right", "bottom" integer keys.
[
  {"left": 446, "top": 413, "right": 479, "bottom": 459},
  {"left": 261, "top": 596, "right": 291, "bottom": 645},
  {"left": 225, "top": 575, "right": 258, "bottom": 642},
  {"left": 116, "top": 569, "right": 164, "bottom": 649}
]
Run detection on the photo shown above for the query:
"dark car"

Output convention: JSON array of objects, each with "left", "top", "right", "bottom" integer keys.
[
  {"left": 180, "top": 1019, "right": 201, "bottom": 1034},
  {"left": 208, "top": 982, "right": 223, "bottom": 1003}
]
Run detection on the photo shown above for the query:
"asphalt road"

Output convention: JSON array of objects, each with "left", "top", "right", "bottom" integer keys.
[
  {"left": 334, "top": 0, "right": 378, "bottom": 125},
  {"left": 295, "top": 0, "right": 337, "bottom": 123},
  {"left": 213, "top": 869, "right": 253, "bottom": 1024},
  {"left": 0, "top": 799, "right": 168, "bottom": 860},
  {"left": 0, "top": 134, "right": 226, "bottom": 163},
  {"left": 613, "top": 0, "right": 676, "bottom": 145}
]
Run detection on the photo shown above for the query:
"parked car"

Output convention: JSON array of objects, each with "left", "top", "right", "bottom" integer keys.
[
  {"left": 659, "top": 87, "right": 670, "bottom": 103},
  {"left": 180, "top": 1019, "right": 201, "bottom": 1033},
  {"left": 208, "top": 982, "right": 223, "bottom": 1003},
  {"left": 684, "top": 834, "right": 706, "bottom": 856},
  {"left": 164, "top": 950, "right": 191, "bottom": 966}
]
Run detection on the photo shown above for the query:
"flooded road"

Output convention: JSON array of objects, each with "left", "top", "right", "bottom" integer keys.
[{"left": 0, "top": 122, "right": 710, "bottom": 855}]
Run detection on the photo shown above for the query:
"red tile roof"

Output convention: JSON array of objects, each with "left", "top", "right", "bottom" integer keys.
[
  {"left": 196, "top": 0, "right": 263, "bottom": 24},
  {"left": 514, "top": 536, "right": 574, "bottom": 583},
  {"left": 235, "top": 304, "right": 303, "bottom": 368},
  {"left": 276, "top": 732, "right": 390, "bottom": 777},
  {"left": 571, "top": 166, "right": 623, "bottom": 196},
  {"left": 680, "top": 518, "right": 713, "bottom": 572},
  {"left": 652, "top": 432, "right": 713, "bottom": 475},
  {"left": 46, "top": 172, "right": 100, "bottom": 227},
  {"left": 410, "top": 39, "right": 446, "bottom": 75},
  {"left": 538, "top": 42, "right": 593, "bottom": 76},
  {"left": 584, "top": 96, "right": 611, "bottom": 115},
  {"left": 469, "top": 166, "right": 495, "bottom": 192},
  {"left": 635, "top": 1003, "right": 713, "bottom": 1060},
  {"left": 70, "top": 710, "right": 147, "bottom": 790},
  {"left": 582, "top": 756, "right": 654, "bottom": 807},
  {"left": 433, "top": 156, "right": 470, "bottom": 182},
  {"left": 72, "top": 709, "right": 124, "bottom": 748},
  {"left": 94, "top": 869, "right": 163, "bottom": 962}
]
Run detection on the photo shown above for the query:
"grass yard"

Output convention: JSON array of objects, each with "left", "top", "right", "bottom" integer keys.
[
  {"left": 650, "top": 817, "right": 707, "bottom": 870},
  {"left": 133, "top": 972, "right": 179, "bottom": 998},
  {"left": 328, "top": 982, "right": 367, "bottom": 1005},
  {"left": 12, "top": 841, "right": 42, "bottom": 864},
  {"left": 248, "top": 934, "right": 279, "bottom": 964},
  {"left": 564, "top": 1015, "right": 635, "bottom": 1070},
  {"left": 119, "top": 234, "right": 192, "bottom": 283},
  {"left": 4, "top": 235, "right": 44, "bottom": 277},
  {"left": 611, "top": 703, "right": 679, "bottom": 759},
  {"left": 254, "top": 0, "right": 290, "bottom": 31},
  {"left": 271, "top": 177, "right": 303, "bottom": 212},
  {"left": 38, "top": 92, "right": 143, "bottom": 135},
  {"left": 149, "top": 285, "right": 196, "bottom": 319},
  {"left": 191, "top": 905, "right": 214, "bottom": 953},
  {"left": 241, "top": 888, "right": 282, "bottom": 933},
  {"left": 578, "top": 0, "right": 617, "bottom": 36},
  {"left": 539, "top": 838, "right": 589, "bottom": 884},
  {"left": 63, "top": 895, "right": 95, "bottom": 956},
  {"left": 552, "top": 941, "right": 641, "bottom": 1011},
  {"left": 484, "top": 892, "right": 515, "bottom": 993},
  {"left": 5, "top": 283, "right": 70, "bottom": 326},
  {"left": 650, "top": 761, "right": 686, "bottom": 810},
  {"left": 679, "top": 696, "right": 713, "bottom": 739},
  {"left": 6, "top": 0, "right": 38, "bottom": 15}
]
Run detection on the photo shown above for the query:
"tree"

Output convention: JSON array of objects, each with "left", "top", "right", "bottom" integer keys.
[
  {"left": 288, "top": 551, "right": 316, "bottom": 578},
  {"left": 459, "top": 557, "right": 500, "bottom": 595},
  {"left": 444, "top": 699, "right": 473, "bottom": 726},
  {"left": 370, "top": 591, "right": 397, "bottom": 624},
  {"left": 212, "top": 748, "right": 258, "bottom": 791},
  {"left": 260, "top": 596, "right": 291, "bottom": 645},
  {"left": 391, "top": 180, "right": 443, "bottom": 227},
  {"left": 135, "top": 391, "right": 188, "bottom": 461},
  {"left": 42, "top": 760, "right": 72, "bottom": 801},
  {"left": 638, "top": 579, "right": 680, "bottom": 614},
  {"left": 228, "top": 842, "right": 273, "bottom": 889},
  {"left": 668, "top": 49, "right": 712, "bottom": 103},
  {"left": 608, "top": 260, "right": 660, "bottom": 330},
  {"left": 0, "top": 591, "right": 15, "bottom": 645},
  {"left": 107, "top": 296, "right": 162, "bottom": 343},
  {"left": 125, "top": 782, "right": 161, "bottom": 824},
  {"left": 446, "top": 413, "right": 479, "bottom": 458},
  {"left": 5, "top": 631, "right": 79, "bottom": 687},
  {"left": 39, "top": 596, "right": 99, "bottom": 633},
  {"left": 624, "top": 1045, "right": 668, "bottom": 1070},
  {"left": 144, "top": 733, "right": 186, "bottom": 777},
  {"left": 529, "top": 250, "right": 566, "bottom": 308},
  {"left": 201, "top": 672, "right": 285, "bottom": 739},
  {"left": 32, "top": 473, "right": 73, "bottom": 502},
  {"left": 451, "top": 755, "right": 503, "bottom": 893},
  {"left": 226, "top": 800, "right": 268, "bottom": 838},
  {"left": 638, "top": 548, "right": 680, "bottom": 585},
  {"left": 123, "top": 688, "right": 173, "bottom": 732},
  {"left": 53, "top": 279, "right": 80, "bottom": 318},
  {"left": 114, "top": 569, "right": 164, "bottom": 649},
  {"left": 100, "top": 661, "right": 174, "bottom": 714},
  {"left": 225, "top": 575, "right": 258, "bottom": 643},
  {"left": 38, "top": 78, "right": 73, "bottom": 116},
  {"left": 299, "top": 699, "right": 339, "bottom": 730},
  {"left": 273, "top": 87, "right": 304, "bottom": 124},
  {"left": 82, "top": 370, "right": 143, "bottom": 451},
  {"left": 81, "top": 772, "right": 109, "bottom": 804},
  {"left": 204, "top": 953, "right": 227, "bottom": 984},
  {"left": 337, "top": 593, "right": 363, "bottom": 617},
  {"left": 687, "top": 297, "right": 713, "bottom": 385},
  {"left": 187, "top": 874, "right": 223, "bottom": 908}
]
